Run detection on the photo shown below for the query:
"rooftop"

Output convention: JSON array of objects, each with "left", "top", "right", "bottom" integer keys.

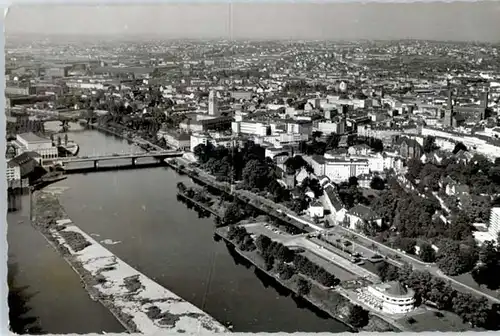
[
  {"left": 17, "top": 132, "right": 51, "bottom": 143},
  {"left": 373, "top": 281, "right": 415, "bottom": 298}
]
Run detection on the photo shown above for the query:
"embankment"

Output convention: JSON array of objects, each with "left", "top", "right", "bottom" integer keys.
[
  {"left": 32, "top": 190, "right": 228, "bottom": 334},
  {"left": 215, "top": 228, "right": 398, "bottom": 333}
]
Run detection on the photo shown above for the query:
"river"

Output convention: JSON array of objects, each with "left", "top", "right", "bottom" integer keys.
[{"left": 8, "top": 122, "right": 350, "bottom": 333}]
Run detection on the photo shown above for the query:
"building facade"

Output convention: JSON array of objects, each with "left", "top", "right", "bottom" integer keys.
[
  {"left": 489, "top": 207, "right": 500, "bottom": 239},
  {"left": 360, "top": 281, "right": 416, "bottom": 315},
  {"left": 13, "top": 133, "right": 58, "bottom": 160}
]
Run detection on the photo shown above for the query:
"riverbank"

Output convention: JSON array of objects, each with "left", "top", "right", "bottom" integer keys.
[
  {"left": 88, "top": 123, "right": 165, "bottom": 152},
  {"left": 214, "top": 227, "right": 398, "bottom": 333},
  {"left": 177, "top": 191, "right": 223, "bottom": 218},
  {"left": 32, "top": 189, "right": 228, "bottom": 334},
  {"left": 166, "top": 159, "right": 312, "bottom": 232}
]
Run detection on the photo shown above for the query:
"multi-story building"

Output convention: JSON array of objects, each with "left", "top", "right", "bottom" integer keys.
[
  {"left": 360, "top": 281, "right": 416, "bottom": 315},
  {"left": 208, "top": 90, "right": 218, "bottom": 116},
  {"left": 6, "top": 160, "right": 21, "bottom": 181},
  {"left": 488, "top": 207, "right": 500, "bottom": 239},
  {"left": 190, "top": 133, "right": 234, "bottom": 152},
  {"left": 310, "top": 155, "right": 369, "bottom": 183},
  {"left": 180, "top": 114, "right": 233, "bottom": 133},
  {"left": 157, "top": 130, "right": 190, "bottom": 151},
  {"left": 263, "top": 133, "right": 308, "bottom": 148},
  {"left": 317, "top": 119, "right": 346, "bottom": 134},
  {"left": 232, "top": 121, "right": 270, "bottom": 136},
  {"left": 12, "top": 133, "right": 58, "bottom": 160}
]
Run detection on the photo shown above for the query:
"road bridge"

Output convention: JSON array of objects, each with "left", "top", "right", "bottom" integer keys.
[{"left": 56, "top": 150, "right": 184, "bottom": 170}]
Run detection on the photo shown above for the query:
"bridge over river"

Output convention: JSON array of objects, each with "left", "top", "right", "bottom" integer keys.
[{"left": 55, "top": 150, "right": 184, "bottom": 172}]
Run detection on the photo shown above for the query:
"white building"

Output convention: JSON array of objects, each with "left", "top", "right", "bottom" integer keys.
[
  {"left": 208, "top": 90, "right": 218, "bottom": 116},
  {"left": 190, "top": 133, "right": 234, "bottom": 153},
  {"left": 13, "top": 133, "right": 58, "bottom": 160},
  {"left": 317, "top": 120, "right": 345, "bottom": 134},
  {"left": 6, "top": 160, "right": 21, "bottom": 181},
  {"left": 360, "top": 282, "right": 416, "bottom": 315},
  {"left": 488, "top": 207, "right": 500, "bottom": 239},
  {"left": 324, "top": 158, "right": 370, "bottom": 183},
  {"left": 308, "top": 201, "right": 325, "bottom": 219},
  {"left": 324, "top": 184, "right": 347, "bottom": 224},
  {"left": 232, "top": 121, "right": 270, "bottom": 136},
  {"left": 264, "top": 133, "right": 308, "bottom": 148}
]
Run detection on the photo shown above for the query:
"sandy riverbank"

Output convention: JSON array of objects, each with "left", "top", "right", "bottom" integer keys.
[{"left": 32, "top": 189, "right": 228, "bottom": 334}]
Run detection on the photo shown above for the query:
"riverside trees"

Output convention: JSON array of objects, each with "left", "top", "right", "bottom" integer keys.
[
  {"left": 193, "top": 141, "right": 291, "bottom": 202},
  {"left": 254, "top": 234, "right": 341, "bottom": 288}
]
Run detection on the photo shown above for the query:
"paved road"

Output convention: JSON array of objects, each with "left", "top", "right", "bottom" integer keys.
[{"left": 284, "top": 237, "right": 379, "bottom": 283}]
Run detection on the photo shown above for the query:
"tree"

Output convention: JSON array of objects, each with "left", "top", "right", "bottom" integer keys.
[
  {"left": 324, "top": 219, "right": 330, "bottom": 229},
  {"left": 446, "top": 212, "right": 472, "bottom": 241},
  {"left": 370, "top": 176, "right": 386, "bottom": 190},
  {"left": 376, "top": 263, "right": 400, "bottom": 282},
  {"left": 423, "top": 136, "right": 438, "bottom": 153},
  {"left": 348, "top": 176, "right": 359, "bottom": 187},
  {"left": 406, "top": 158, "right": 423, "bottom": 181},
  {"left": 64, "top": 133, "right": 68, "bottom": 146},
  {"left": 222, "top": 202, "right": 243, "bottom": 225},
  {"left": 437, "top": 240, "right": 476, "bottom": 276},
  {"left": 279, "top": 264, "right": 296, "bottom": 280},
  {"left": 264, "top": 254, "right": 275, "bottom": 271},
  {"left": 297, "top": 278, "right": 311, "bottom": 296},
  {"left": 453, "top": 142, "right": 468, "bottom": 154},
  {"left": 419, "top": 243, "right": 436, "bottom": 263},
  {"left": 347, "top": 304, "right": 369, "bottom": 328},
  {"left": 57, "top": 136, "right": 61, "bottom": 146},
  {"left": 256, "top": 235, "right": 272, "bottom": 252}
]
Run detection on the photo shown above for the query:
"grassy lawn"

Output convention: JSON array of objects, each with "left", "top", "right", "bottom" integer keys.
[
  {"left": 396, "top": 310, "right": 472, "bottom": 332},
  {"left": 452, "top": 273, "right": 500, "bottom": 299}
]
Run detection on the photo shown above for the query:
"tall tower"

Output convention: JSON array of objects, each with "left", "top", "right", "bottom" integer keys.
[
  {"left": 481, "top": 90, "right": 489, "bottom": 120},
  {"left": 208, "top": 90, "right": 218, "bottom": 116},
  {"left": 443, "top": 89, "right": 454, "bottom": 127}
]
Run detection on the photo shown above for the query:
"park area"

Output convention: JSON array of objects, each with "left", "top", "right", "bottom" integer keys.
[{"left": 396, "top": 309, "right": 474, "bottom": 332}]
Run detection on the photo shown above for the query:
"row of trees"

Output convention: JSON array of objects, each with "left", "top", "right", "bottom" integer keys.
[
  {"left": 255, "top": 235, "right": 341, "bottom": 288},
  {"left": 227, "top": 226, "right": 256, "bottom": 252},
  {"left": 6, "top": 119, "right": 45, "bottom": 139},
  {"left": 376, "top": 263, "right": 499, "bottom": 329}
]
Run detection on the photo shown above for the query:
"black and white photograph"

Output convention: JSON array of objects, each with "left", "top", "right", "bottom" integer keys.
[{"left": 4, "top": 1, "right": 500, "bottom": 334}]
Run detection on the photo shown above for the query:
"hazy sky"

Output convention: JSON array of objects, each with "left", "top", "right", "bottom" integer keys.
[{"left": 5, "top": 2, "right": 500, "bottom": 42}]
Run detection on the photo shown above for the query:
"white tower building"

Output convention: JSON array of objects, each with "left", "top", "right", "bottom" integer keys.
[{"left": 208, "top": 90, "right": 218, "bottom": 116}]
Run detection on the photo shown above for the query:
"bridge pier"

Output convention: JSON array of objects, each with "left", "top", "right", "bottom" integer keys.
[
  {"left": 94, "top": 160, "right": 99, "bottom": 169},
  {"left": 132, "top": 158, "right": 137, "bottom": 166}
]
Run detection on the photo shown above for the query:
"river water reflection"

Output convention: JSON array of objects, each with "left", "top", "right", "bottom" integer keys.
[{"left": 11, "top": 123, "right": 349, "bottom": 333}]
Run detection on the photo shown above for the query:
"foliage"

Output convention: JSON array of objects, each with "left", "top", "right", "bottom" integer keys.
[
  {"left": 419, "top": 243, "right": 437, "bottom": 263},
  {"left": 376, "top": 263, "right": 400, "bottom": 282},
  {"left": 423, "top": 135, "right": 439, "bottom": 153},
  {"left": 297, "top": 278, "right": 312, "bottom": 296},
  {"left": 347, "top": 304, "right": 370, "bottom": 328},
  {"left": 436, "top": 239, "right": 477, "bottom": 276},
  {"left": 370, "top": 176, "right": 386, "bottom": 190},
  {"left": 193, "top": 141, "right": 291, "bottom": 202},
  {"left": 227, "top": 226, "right": 256, "bottom": 252}
]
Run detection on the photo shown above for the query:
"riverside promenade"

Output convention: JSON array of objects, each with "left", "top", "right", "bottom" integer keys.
[{"left": 33, "top": 189, "right": 227, "bottom": 334}]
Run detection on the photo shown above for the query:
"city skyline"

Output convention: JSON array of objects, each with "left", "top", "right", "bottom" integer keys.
[{"left": 5, "top": 2, "right": 500, "bottom": 43}]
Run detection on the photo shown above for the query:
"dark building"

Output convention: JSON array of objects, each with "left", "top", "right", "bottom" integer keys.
[{"left": 396, "top": 137, "right": 423, "bottom": 159}]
